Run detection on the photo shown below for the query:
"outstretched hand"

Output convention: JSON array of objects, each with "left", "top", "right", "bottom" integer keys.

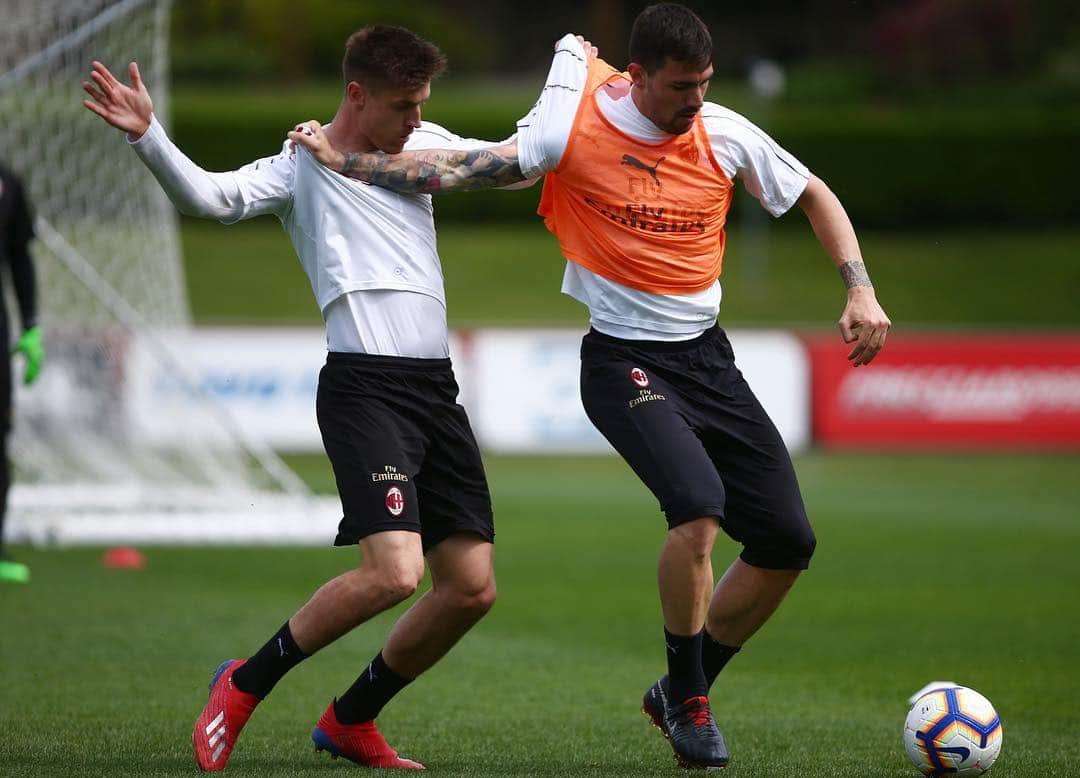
[
  {"left": 573, "top": 35, "right": 599, "bottom": 62},
  {"left": 838, "top": 290, "right": 891, "bottom": 367},
  {"left": 82, "top": 60, "right": 153, "bottom": 139},
  {"left": 288, "top": 120, "right": 346, "bottom": 172}
]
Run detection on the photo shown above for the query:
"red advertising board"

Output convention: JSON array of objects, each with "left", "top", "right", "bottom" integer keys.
[{"left": 807, "top": 333, "right": 1080, "bottom": 449}]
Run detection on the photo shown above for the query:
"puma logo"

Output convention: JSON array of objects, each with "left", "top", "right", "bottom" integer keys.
[{"left": 621, "top": 154, "right": 666, "bottom": 186}]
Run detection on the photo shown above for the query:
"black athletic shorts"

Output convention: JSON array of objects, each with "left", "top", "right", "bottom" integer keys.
[
  {"left": 580, "top": 325, "right": 816, "bottom": 570},
  {"left": 316, "top": 352, "right": 494, "bottom": 553}
]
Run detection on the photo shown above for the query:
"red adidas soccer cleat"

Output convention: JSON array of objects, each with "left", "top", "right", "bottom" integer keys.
[
  {"left": 312, "top": 700, "right": 425, "bottom": 770},
  {"left": 193, "top": 659, "right": 261, "bottom": 772}
]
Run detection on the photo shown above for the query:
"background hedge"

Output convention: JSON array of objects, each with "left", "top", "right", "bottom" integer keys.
[{"left": 169, "top": 83, "right": 1077, "bottom": 228}]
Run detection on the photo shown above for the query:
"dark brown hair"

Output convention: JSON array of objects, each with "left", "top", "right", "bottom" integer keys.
[
  {"left": 629, "top": 3, "right": 713, "bottom": 75},
  {"left": 342, "top": 25, "right": 446, "bottom": 91}
]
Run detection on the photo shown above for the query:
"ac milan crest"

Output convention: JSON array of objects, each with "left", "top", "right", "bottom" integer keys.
[
  {"left": 630, "top": 367, "right": 650, "bottom": 388},
  {"left": 385, "top": 486, "right": 405, "bottom": 516}
]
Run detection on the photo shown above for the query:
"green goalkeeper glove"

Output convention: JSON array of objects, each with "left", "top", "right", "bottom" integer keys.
[{"left": 13, "top": 325, "right": 44, "bottom": 385}]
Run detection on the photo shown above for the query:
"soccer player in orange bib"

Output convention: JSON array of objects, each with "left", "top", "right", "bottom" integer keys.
[{"left": 292, "top": 4, "right": 891, "bottom": 769}]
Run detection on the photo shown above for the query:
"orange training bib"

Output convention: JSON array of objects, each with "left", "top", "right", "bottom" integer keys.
[{"left": 538, "top": 58, "right": 733, "bottom": 295}]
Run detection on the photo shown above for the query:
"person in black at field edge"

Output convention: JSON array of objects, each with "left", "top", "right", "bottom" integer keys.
[{"left": 0, "top": 161, "right": 45, "bottom": 585}]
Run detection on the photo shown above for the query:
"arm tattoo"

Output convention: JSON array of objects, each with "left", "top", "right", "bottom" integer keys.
[
  {"left": 839, "top": 260, "right": 873, "bottom": 290},
  {"left": 336, "top": 145, "right": 524, "bottom": 194},
  {"left": 341, "top": 152, "right": 362, "bottom": 178}
]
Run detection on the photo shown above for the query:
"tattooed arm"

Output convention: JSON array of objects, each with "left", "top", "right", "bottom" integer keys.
[
  {"left": 343, "top": 144, "right": 524, "bottom": 193},
  {"left": 797, "top": 174, "right": 892, "bottom": 366},
  {"left": 288, "top": 121, "right": 524, "bottom": 193}
]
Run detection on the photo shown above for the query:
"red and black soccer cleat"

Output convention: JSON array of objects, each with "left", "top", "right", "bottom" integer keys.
[
  {"left": 642, "top": 676, "right": 729, "bottom": 770},
  {"left": 312, "top": 699, "right": 425, "bottom": 770},
  {"left": 193, "top": 659, "right": 262, "bottom": 772}
]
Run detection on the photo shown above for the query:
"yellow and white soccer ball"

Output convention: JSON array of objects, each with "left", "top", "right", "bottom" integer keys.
[{"left": 903, "top": 683, "right": 1003, "bottom": 776}]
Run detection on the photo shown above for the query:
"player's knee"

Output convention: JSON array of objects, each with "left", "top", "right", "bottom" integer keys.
[
  {"left": 382, "top": 572, "right": 422, "bottom": 604},
  {"left": 783, "top": 514, "right": 817, "bottom": 565},
  {"left": 777, "top": 520, "right": 816, "bottom": 569},
  {"left": 740, "top": 511, "right": 816, "bottom": 570},
  {"left": 669, "top": 516, "right": 720, "bottom": 560},
  {"left": 372, "top": 559, "right": 425, "bottom": 605},
  {"left": 798, "top": 524, "right": 818, "bottom": 563},
  {"left": 445, "top": 576, "right": 497, "bottom": 619},
  {"left": 759, "top": 521, "right": 816, "bottom": 569},
  {"left": 471, "top": 578, "right": 497, "bottom": 617}
]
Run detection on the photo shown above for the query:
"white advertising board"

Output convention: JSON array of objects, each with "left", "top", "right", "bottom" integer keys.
[
  {"left": 125, "top": 327, "right": 809, "bottom": 454},
  {"left": 726, "top": 329, "right": 811, "bottom": 453},
  {"left": 126, "top": 327, "right": 327, "bottom": 450},
  {"left": 462, "top": 328, "right": 810, "bottom": 454},
  {"left": 463, "top": 329, "right": 610, "bottom": 453}
]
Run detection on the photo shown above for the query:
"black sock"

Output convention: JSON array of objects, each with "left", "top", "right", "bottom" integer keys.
[
  {"left": 665, "top": 627, "right": 707, "bottom": 703},
  {"left": 334, "top": 651, "right": 413, "bottom": 724},
  {"left": 702, "top": 630, "right": 741, "bottom": 690},
  {"left": 231, "top": 621, "right": 308, "bottom": 698}
]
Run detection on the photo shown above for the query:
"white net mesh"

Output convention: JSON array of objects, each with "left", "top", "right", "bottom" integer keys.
[{"left": 0, "top": 0, "right": 335, "bottom": 544}]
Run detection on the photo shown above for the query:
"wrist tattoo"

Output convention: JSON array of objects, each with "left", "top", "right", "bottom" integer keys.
[
  {"left": 839, "top": 260, "right": 873, "bottom": 289},
  {"left": 340, "top": 152, "right": 360, "bottom": 176}
]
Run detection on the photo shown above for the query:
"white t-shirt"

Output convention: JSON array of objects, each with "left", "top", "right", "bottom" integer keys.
[
  {"left": 130, "top": 117, "right": 503, "bottom": 358},
  {"left": 517, "top": 34, "right": 811, "bottom": 340}
]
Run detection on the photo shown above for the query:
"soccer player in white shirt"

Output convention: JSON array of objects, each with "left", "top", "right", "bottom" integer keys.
[
  {"left": 84, "top": 25, "right": 518, "bottom": 772},
  {"left": 291, "top": 4, "right": 890, "bottom": 770}
]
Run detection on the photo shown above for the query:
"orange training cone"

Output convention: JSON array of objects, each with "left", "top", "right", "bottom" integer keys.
[{"left": 102, "top": 546, "right": 145, "bottom": 569}]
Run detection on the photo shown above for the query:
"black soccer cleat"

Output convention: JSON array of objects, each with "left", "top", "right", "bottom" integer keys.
[
  {"left": 642, "top": 675, "right": 670, "bottom": 735},
  {"left": 642, "top": 676, "right": 729, "bottom": 770}
]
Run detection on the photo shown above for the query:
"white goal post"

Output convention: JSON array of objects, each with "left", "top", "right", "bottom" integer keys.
[{"left": 0, "top": 0, "right": 339, "bottom": 544}]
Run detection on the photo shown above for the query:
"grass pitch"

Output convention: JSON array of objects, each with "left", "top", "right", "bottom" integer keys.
[
  {"left": 2, "top": 453, "right": 1078, "bottom": 776},
  {"left": 180, "top": 219, "right": 1080, "bottom": 329}
]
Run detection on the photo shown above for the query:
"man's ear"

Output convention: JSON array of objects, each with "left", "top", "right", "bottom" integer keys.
[
  {"left": 346, "top": 80, "right": 366, "bottom": 109},
  {"left": 627, "top": 62, "right": 647, "bottom": 91}
]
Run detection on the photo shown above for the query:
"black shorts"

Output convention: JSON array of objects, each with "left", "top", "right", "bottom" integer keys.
[
  {"left": 580, "top": 326, "right": 816, "bottom": 570},
  {"left": 316, "top": 352, "right": 494, "bottom": 553}
]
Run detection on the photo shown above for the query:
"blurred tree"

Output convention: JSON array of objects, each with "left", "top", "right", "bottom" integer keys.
[
  {"left": 170, "top": 0, "right": 1080, "bottom": 94},
  {"left": 865, "top": 0, "right": 1029, "bottom": 85},
  {"left": 173, "top": 0, "right": 490, "bottom": 84}
]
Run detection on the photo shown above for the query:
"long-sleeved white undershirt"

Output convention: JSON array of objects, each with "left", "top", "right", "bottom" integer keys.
[{"left": 130, "top": 117, "right": 504, "bottom": 357}]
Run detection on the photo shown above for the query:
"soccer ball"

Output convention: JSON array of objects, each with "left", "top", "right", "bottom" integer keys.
[{"left": 903, "top": 685, "right": 1003, "bottom": 776}]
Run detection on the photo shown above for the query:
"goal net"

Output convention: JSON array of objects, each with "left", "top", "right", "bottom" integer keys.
[{"left": 0, "top": 0, "right": 338, "bottom": 544}]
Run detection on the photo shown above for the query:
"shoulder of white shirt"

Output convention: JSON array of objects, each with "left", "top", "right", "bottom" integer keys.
[
  {"left": 700, "top": 103, "right": 808, "bottom": 173},
  {"left": 699, "top": 103, "right": 756, "bottom": 131},
  {"left": 408, "top": 122, "right": 462, "bottom": 146}
]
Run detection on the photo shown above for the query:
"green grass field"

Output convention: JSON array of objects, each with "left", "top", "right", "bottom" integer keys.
[
  {"left": 2, "top": 453, "right": 1078, "bottom": 776},
  {"left": 180, "top": 218, "right": 1080, "bottom": 329},
  {"left": 8, "top": 159, "right": 1080, "bottom": 773}
]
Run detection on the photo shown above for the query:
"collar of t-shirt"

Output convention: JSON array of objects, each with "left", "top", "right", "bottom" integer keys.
[{"left": 595, "top": 84, "right": 672, "bottom": 144}]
